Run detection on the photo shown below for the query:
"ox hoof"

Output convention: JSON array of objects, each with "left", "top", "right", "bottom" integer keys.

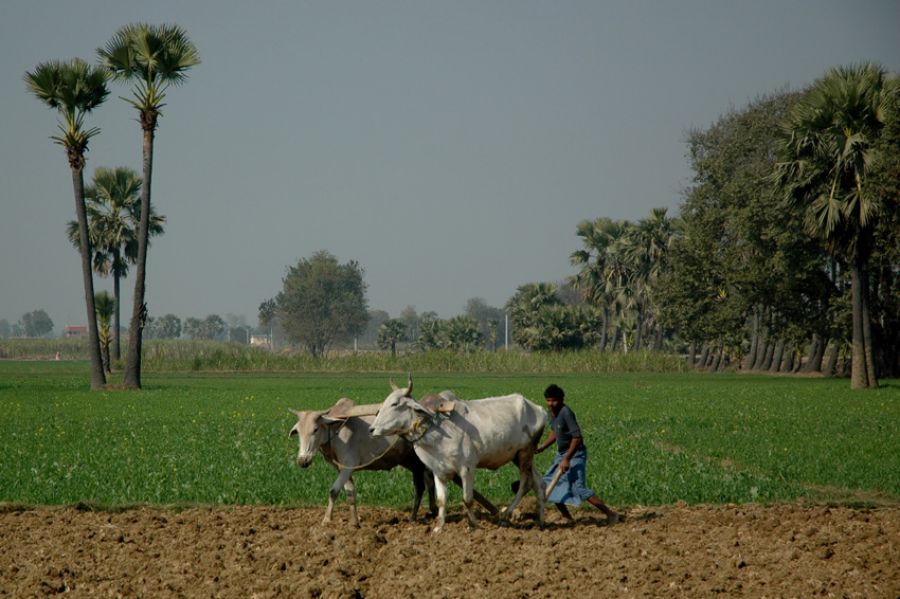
[{"left": 498, "top": 519, "right": 510, "bottom": 528}]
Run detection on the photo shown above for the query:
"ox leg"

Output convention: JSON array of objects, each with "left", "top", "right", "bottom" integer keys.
[
  {"left": 410, "top": 466, "right": 426, "bottom": 521},
  {"left": 425, "top": 471, "right": 437, "bottom": 518},
  {"left": 461, "top": 469, "right": 478, "bottom": 531},
  {"left": 532, "top": 465, "right": 546, "bottom": 528},
  {"left": 433, "top": 475, "right": 448, "bottom": 533},
  {"left": 452, "top": 474, "right": 498, "bottom": 516},
  {"left": 344, "top": 476, "right": 359, "bottom": 528},
  {"left": 324, "top": 468, "right": 353, "bottom": 525},
  {"left": 502, "top": 456, "right": 531, "bottom": 524}
]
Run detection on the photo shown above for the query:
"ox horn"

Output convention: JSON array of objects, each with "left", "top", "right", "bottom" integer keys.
[
  {"left": 390, "top": 379, "right": 398, "bottom": 391},
  {"left": 405, "top": 374, "right": 413, "bottom": 397},
  {"left": 288, "top": 408, "right": 302, "bottom": 418}
]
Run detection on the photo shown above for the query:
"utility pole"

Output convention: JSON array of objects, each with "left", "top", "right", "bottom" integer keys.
[{"left": 504, "top": 312, "right": 509, "bottom": 351}]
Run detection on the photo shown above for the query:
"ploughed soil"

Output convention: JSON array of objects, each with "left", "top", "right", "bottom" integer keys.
[{"left": 1, "top": 502, "right": 898, "bottom": 598}]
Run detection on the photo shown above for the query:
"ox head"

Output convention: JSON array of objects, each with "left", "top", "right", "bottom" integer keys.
[
  {"left": 368, "top": 377, "right": 456, "bottom": 438},
  {"left": 288, "top": 399, "right": 383, "bottom": 467},
  {"left": 288, "top": 408, "right": 336, "bottom": 468}
]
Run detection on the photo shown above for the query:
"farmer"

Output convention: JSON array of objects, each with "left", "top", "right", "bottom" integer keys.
[{"left": 537, "top": 383, "right": 620, "bottom": 524}]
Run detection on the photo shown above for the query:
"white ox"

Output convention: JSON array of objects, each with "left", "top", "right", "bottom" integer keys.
[
  {"left": 369, "top": 381, "right": 547, "bottom": 532},
  {"left": 289, "top": 398, "right": 497, "bottom": 528},
  {"left": 289, "top": 398, "right": 433, "bottom": 527}
]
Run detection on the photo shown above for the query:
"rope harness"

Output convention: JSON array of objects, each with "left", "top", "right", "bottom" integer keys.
[
  {"left": 326, "top": 410, "right": 451, "bottom": 470},
  {"left": 404, "top": 409, "right": 457, "bottom": 441},
  {"left": 325, "top": 418, "right": 403, "bottom": 471},
  {"left": 404, "top": 416, "right": 430, "bottom": 443}
]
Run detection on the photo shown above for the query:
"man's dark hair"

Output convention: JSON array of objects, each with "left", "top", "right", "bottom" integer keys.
[{"left": 544, "top": 384, "right": 565, "bottom": 400}]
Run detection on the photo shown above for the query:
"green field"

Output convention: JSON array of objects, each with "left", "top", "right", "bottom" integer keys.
[{"left": 0, "top": 361, "right": 897, "bottom": 510}]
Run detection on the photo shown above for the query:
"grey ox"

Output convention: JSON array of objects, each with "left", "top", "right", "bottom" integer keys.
[
  {"left": 369, "top": 380, "right": 547, "bottom": 533},
  {"left": 289, "top": 398, "right": 496, "bottom": 527}
]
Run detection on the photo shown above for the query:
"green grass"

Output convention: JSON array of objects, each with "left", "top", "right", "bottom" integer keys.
[
  {"left": 0, "top": 339, "right": 688, "bottom": 373},
  {"left": 0, "top": 361, "right": 897, "bottom": 510}
]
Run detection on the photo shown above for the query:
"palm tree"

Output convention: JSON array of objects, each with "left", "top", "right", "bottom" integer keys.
[
  {"left": 776, "top": 63, "right": 895, "bottom": 389},
  {"left": 66, "top": 167, "right": 166, "bottom": 362},
  {"left": 625, "top": 208, "right": 677, "bottom": 349},
  {"left": 94, "top": 291, "right": 115, "bottom": 372},
  {"left": 444, "top": 316, "right": 484, "bottom": 353},
  {"left": 98, "top": 23, "right": 200, "bottom": 389},
  {"left": 25, "top": 59, "right": 108, "bottom": 390},
  {"left": 377, "top": 319, "right": 408, "bottom": 357},
  {"left": 571, "top": 218, "right": 631, "bottom": 350}
]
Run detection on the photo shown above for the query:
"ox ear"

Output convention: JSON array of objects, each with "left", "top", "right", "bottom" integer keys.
[
  {"left": 420, "top": 393, "right": 454, "bottom": 414},
  {"left": 435, "top": 399, "right": 455, "bottom": 413},
  {"left": 316, "top": 410, "right": 348, "bottom": 427},
  {"left": 439, "top": 390, "right": 459, "bottom": 403},
  {"left": 409, "top": 398, "right": 433, "bottom": 416}
]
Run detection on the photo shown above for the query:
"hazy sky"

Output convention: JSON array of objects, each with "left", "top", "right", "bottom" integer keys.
[{"left": 2, "top": 1, "right": 898, "bottom": 331}]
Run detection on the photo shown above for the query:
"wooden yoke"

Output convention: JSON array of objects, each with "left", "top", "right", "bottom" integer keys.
[{"left": 325, "top": 397, "right": 382, "bottom": 420}]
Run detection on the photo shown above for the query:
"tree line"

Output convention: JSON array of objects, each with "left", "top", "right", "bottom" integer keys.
[
  {"left": 664, "top": 64, "right": 899, "bottom": 389},
  {"left": 261, "top": 64, "right": 898, "bottom": 390},
  {"left": 558, "top": 64, "right": 898, "bottom": 388},
  {"left": 0, "top": 310, "right": 55, "bottom": 339},
  {"left": 259, "top": 251, "right": 515, "bottom": 357},
  {"left": 27, "top": 37, "right": 895, "bottom": 392}
]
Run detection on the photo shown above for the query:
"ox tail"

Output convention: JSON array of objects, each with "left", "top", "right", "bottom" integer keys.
[
  {"left": 529, "top": 425, "right": 543, "bottom": 451},
  {"left": 529, "top": 407, "right": 548, "bottom": 450}
]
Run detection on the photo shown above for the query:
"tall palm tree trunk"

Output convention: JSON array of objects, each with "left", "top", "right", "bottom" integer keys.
[
  {"left": 860, "top": 266, "right": 878, "bottom": 388},
  {"left": 769, "top": 340, "right": 785, "bottom": 373},
  {"left": 72, "top": 167, "right": 106, "bottom": 390},
  {"left": 600, "top": 306, "right": 609, "bottom": 351},
  {"left": 708, "top": 343, "right": 721, "bottom": 371},
  {"left": 823, "top": 342, "right": 840, "bottom": 377},
  {"left": 804, "top": 334, "right": 827, "bottom": 373},
  {"left": 124, "top": 128, "right": 155, "bottom": 389},
  {"left": 745, "top": 307, "right": 760, "bottom": 370},
  {"left": 850, "top": 261, "right": 870, "bottom": 389},
  {"left": 697, "top": 344, "right": 710, "bottom": 369},
  {"left": 753, "top": 335, "right": 769, "bottom": 370},
  {"left": 634, "top": 305, "right": 644, "bottom": 351},
  {"left": 113, "top": 249, "right": 121, "bottom": 362},
  {"left": 784, "top": 347, "right": 795, "bottom": 372}
]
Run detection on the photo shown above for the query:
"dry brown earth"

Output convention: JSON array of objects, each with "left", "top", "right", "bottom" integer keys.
[{"left": 1, "top": 503, "right": 898, "bottom": 598}]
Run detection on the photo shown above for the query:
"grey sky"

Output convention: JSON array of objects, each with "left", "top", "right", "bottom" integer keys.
[{"left": 2, "top": 1, "right": 898, "bottom": 331}]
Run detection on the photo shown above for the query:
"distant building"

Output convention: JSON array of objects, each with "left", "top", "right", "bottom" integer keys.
[
  {"left": 64, "top": 325, "right": 88, "bottom": 338},
  {"left": 250, "top": 334, "right": 271, "bottom": 349}
]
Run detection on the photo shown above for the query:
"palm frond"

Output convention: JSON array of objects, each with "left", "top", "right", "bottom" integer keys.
[{"left": 100, "top": 22, "right": 200, "bottom": 113}]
